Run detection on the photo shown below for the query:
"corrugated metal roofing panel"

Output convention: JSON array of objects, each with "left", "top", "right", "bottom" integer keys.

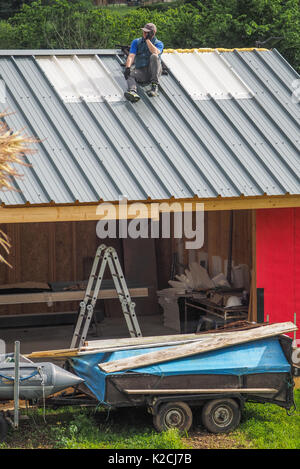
[
  {"left": 162, "top": 50, "right": 253, "bottom": 100},
  {"left": 36, "top": 55, "right": 125, "bottom": 103},
  {"left": 0, "top": 48, "right": 298, "bottom": 206}
]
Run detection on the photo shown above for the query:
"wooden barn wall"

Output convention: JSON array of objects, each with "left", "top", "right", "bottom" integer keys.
[
  {"left": 0, "top": 220, "right": 159, "bottom": 318},
  {"left": 0, "top": 221, "right": 117, "bottom": 316}
]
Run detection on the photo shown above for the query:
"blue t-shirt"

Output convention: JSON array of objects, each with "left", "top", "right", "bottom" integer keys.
[{"left": 129, "top": 38, "right": 164, "bottom": 55}]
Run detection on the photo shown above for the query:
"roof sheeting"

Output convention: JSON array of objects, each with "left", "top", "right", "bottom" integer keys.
[
  {"left": 0, "top": 48, "right": 299, "bottom": 206},
  {"left": 162, "top": 50, "right": 254, "bottom": 100},
  {"left": 36, "top": 55, "right": 125, "bottom": 103}
]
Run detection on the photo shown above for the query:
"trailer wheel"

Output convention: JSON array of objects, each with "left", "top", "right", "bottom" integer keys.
[
  {"left": 153, "top": 401, "right": 193, "bottom": 433},
  {"left": 0, "top": 414, "right": 8, "bottom": 442},
  {"left": 201, "top": 398, "right": 241, "bottom": 434}
]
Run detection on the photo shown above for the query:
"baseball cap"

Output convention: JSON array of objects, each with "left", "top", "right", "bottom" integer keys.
[{"left": 141, "top": 23, "right": 157, "bottom": 34}]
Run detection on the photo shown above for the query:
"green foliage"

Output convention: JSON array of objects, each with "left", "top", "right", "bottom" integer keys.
[
  {"left": 0, "top": 0, "right": 298, "bottom": 72},
  {"left": 0, "top": 20, "right": 16, "bottom": 48},
  {"left": 0, "top": 1, "right": 24, "bottom": 21},
  {"left": 139, "top": 1, "right": 182, "bottom": 12},
  {"left": 193, "top": 0, "right": 300, "bottom": 68},
  {"left": 152, "top": 5, "right": 203, "bottom": 48},
  {"left": 8, "top": 0, "right": 96, "bottom": 49}
]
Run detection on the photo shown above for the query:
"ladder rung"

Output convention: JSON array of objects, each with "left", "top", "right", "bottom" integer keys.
[{"left": 71, "top": 245, "right": 142, "bottom": 348}]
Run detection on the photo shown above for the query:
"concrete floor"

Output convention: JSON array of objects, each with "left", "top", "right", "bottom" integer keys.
[{"left": 1, "top": 314, "right": 177, "bottom": 355}]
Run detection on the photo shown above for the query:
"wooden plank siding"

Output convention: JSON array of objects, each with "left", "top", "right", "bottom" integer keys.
[{"left": 0, "top": 220, "right": 102, "bottom": 316}]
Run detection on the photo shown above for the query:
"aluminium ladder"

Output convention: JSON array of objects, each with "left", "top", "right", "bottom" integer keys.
[{"left": 70, "top": 244, "right": 142, "bottom": 349}]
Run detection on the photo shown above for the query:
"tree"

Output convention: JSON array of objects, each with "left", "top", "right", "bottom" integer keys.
[
  {"left": 0, "top": 0, "right": 299, "bottom": 70},
  {"left": 0, "top": 114, "right": 36, "bottom": 265},
  {"left": 193, "top": 0, "right": 300, "bottom": 69},
  {"left": 0, "top": 1, "right": 29, "bottom": 20}
]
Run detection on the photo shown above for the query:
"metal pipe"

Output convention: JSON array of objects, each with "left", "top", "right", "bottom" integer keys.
[
  {"left": 123, "top": 388, "right": 278, "bottom": 395},
  {"left": 13, "top": 341, "right": 20, "bottom": 429}
]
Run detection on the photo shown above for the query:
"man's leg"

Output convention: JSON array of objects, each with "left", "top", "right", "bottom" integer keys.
[
  {"left": 149, "top": 54, "right": 162, "bottom": 83},
  {"left": 125, "top": 70, "right": 140, "bottom": 102},
  {"left": 125, "top": 67, "right": 148, "bottom": 102},
  {"left": 147, "top": 54, "right": 162, "bottom": 97},
  {"left": 126, "top": 71, "right": 137, "bottom": 93}
]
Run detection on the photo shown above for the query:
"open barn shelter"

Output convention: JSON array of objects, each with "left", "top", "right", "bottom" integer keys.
[{"left": 0, "top": 47, "right": 299, "bottom": 353}]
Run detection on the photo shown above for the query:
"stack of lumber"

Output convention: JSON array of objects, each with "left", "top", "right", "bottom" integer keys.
[
  {"left": 26, "top": 333, "right": 205, "bottom": 359},
  {"left": 99, "top": 322, "right": 297, "bottom": 373},
  {"left": 26, "top": 322, "right": 297, "bottom": 368}
]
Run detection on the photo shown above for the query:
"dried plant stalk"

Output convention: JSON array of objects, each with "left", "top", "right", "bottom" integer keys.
[
  {"left": 0, "top": 113, "right": 37, "bottom": 266},
  {"left": 0, "top": 117, "right": 36, "bottom": 191}
]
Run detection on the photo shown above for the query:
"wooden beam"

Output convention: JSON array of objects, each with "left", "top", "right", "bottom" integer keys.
[
  {"left": 0, "top": 287, "right": 148, "bottom": 305},
  {"left": 0, "top": 195, "right": 299, "bottom": 223},
  {"left": 26, "top": 348, "right": 79, "bottom": 359},
  {"left": 99, "top": 322, "right": 297, "bottom": 373},
  {"left": 26, "top": 331, "right": 253, "bottom": 359},
  {"left": 84, "top": 333, "right": 205, "bottom": 349}
]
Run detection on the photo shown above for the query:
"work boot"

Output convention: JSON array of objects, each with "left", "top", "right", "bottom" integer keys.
[
  {"left": 124, "top": 90, "right": 140, "bottom": 103},
  {"left": 147, "top": 83, "right": 159, "bottom": 97}
]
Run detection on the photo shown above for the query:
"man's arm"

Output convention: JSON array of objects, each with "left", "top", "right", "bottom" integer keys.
[
  {"left": 145, "top": 39, "right": 160, "bottom": 55},
  {"left": 125, "top": 52, "right": 136, "bottom": 68}
]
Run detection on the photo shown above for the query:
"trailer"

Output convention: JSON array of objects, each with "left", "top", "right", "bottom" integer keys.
[
  {"left": 64, "top": 323, "right": 298, "bottom": 434},
  {"left": 3, "top": 246, "right": 298, "bottom": 436}
]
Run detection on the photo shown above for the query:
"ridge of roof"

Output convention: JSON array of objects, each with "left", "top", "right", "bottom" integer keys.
[{"left": 0, "top": 47, "right": 269, "bottom": 56}]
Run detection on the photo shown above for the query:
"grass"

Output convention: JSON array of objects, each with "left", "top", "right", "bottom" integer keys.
[
  {"left": 0, "top": 405, "right": 188, "bottom": 450},
  {"left": 103, "top": 5, "right": 139, "bottom": 15},
  {"left": 52, "top": 410, "right": 188, "bottom": 449},
  {"left": 232, "top": 389, "right": 300, "bottom": 449},
  {"left": 0, "top": 390, "right": 299, "bottom": 449}
]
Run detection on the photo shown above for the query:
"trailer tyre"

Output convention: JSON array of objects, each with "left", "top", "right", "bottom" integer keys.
[
  {"left": 202, "top": 398, "right": 241, "bottom": 434},
  {"left": 153, "top": 401, "right": 193, "bottom": 433},
  {"left": 0, "top": 415, "right": 8, "bottom": 442}
]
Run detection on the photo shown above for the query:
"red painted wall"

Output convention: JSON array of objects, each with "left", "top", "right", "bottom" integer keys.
[{"left": 256, "top": 207, "right": 300, "bottom": 341}]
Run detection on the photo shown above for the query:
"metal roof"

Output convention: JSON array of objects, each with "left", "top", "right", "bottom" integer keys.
[{"left": 0, "top": 47, "right": 299, "bottom": 206}]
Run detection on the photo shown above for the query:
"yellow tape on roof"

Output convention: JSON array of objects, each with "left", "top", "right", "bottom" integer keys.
[{"left": 163, "top": 48, "right": 269, "bottom": 53}]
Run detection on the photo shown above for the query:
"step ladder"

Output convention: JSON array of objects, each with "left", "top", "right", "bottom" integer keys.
[{"left": 70, "top": 244, "right": 142, "bottom": 349}]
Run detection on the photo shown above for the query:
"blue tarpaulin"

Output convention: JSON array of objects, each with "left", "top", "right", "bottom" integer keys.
[{"left": 70, "top": 337, "right": 290, "bottom": 402}]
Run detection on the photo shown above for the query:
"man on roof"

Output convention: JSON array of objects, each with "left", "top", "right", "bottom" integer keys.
[{"left": 123, "top": 23, "right": 164, "bottom": 103}]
